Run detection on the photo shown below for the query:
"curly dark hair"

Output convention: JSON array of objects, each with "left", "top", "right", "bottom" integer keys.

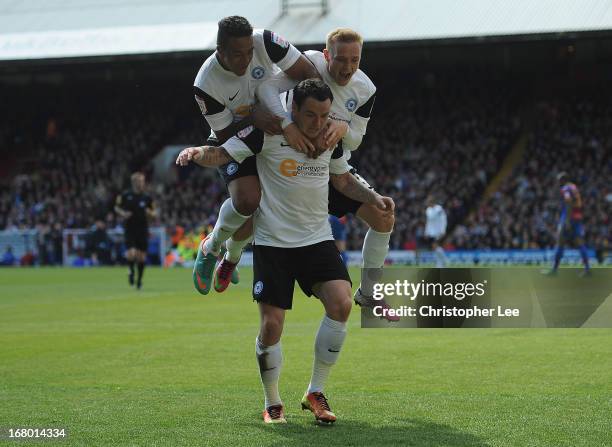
[
  {"left": 217, "top": 16, "right": 253, "bottom": 48},
  {"left": 293, "top": 79, "right": 334, "bottom": 109}
]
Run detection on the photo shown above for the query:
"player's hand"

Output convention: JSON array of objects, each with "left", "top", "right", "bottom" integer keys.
[
  {"left": 283, "top": 123, "right": 316, "bottom": 157},
  {"left": 324, "top": 120, "right": 349, "bottom": 149},
  {"left": 252, "top": 104, "right": 283, "bottom": 135},
  {"left": 372, "top": 195, "right": 395, "bottom": 213},
  {"left": 309, "top": 122, "right": 333, "bottom": 158},
  {"left": 175, "top": 147, "right": 204, "bottom": 166}
]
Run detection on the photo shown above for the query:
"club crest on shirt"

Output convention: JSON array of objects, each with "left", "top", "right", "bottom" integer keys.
[
  {"left": 226, "top": 163, "right": 239, "bottom": 176},
  {"left": 251, "top": 66, "right": 265, "bottom": 79},
  {"left": 345, "top": 98, "right": 357, "bottom": 112}
]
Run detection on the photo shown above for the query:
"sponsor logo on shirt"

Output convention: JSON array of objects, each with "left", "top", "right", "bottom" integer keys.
[
  {"left": 237, "top": 126, "right": 255, "bottom": 138},
  {"left": 251, "top": 66, "right": 265, "bottom": 79},
  {"left": 279, "top": 159, "right": 327, "bottom": 178},
  {"left": 234, "top": 104, "right": 252, "bottom": 118},
  {"left": 329, "top": 113, "right": 350, "bottom": 123}
]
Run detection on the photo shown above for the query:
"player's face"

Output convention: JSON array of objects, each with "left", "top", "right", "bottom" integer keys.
[
  {"left": 324, "top": 41, "right": 362, "bottom": 86},
  {"left": 132, "top": 175, "right": 145, "bottom": 192},
  {"left": 293, "top": 97, "right": 332, "bottom": 139},
  {"left": 218, "top": 36, "right": 254, "bottom": 76}
]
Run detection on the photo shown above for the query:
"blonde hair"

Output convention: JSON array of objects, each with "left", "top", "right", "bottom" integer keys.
[
  {"left": 131, "top": 172, "right": 144, "bottom": 182},
  {"left": 326, "top": 28, "right": 363, "bottom": 52}
]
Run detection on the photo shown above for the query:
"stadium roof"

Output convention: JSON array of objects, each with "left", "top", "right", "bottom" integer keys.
[{"left": 1, "top": 0, "right": 612, "bottom": 61}]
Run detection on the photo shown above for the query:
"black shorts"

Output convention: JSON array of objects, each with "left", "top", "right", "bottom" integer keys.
[
  {"left": 217, "top": 155, "right": 258, "bottom": 185},
  {"left": 124, "top": 228, "right": 148, "bottom": 252},
  {"left": 328, "top": 169, "right": 373, "bottom": 218},
  {"left": 207, "top": 137, "right": 259, "bottom": 185},
  {"left": 252, "top": 241, "right": 351, "bottom": 310}
]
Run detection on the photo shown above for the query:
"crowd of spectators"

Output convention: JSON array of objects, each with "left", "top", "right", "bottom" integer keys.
[
  {"left": 455, "top": 90, "right": 611, "bottom": 252},
  {"left": 1, "top": 74, "right": 609, "bottom": 265},
  {"left": 348, "top": 74, "right": 522, "bottom": 250}
]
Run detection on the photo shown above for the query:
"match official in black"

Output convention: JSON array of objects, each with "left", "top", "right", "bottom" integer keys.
[{"left": 115, "top": 172, "right": 156, "bottom": 289}]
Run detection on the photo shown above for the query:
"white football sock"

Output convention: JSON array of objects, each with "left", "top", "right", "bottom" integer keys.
[
  {"left": 225, "top": 235, "right": 253, "bottom": 264},
  {"left": 255, "top": 337, "right": 283, "bottom": 408},
  {"left": 307, "top": 316, "right": 347, "bottom": 394},
  {"left": 204, "top": 198, "right": 250, "bottom": 255},
  {"left": 360, "top": 229, "right": 391, "bottom": 296}
]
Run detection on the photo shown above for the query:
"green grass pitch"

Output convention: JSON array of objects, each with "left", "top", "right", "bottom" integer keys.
[{"left": 1, "top": 267, "right": 610, "bottom": 446}]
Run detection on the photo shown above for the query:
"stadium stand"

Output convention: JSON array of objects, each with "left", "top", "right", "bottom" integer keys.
[
  {"left": 1, "top": 71, "right": 611, "bottom": 265},
  {"left": 460, "top": 87, "right": 611, "bottom": 254},
  {"left": 1, "top": 0, "right": 611, "bottom": 265}
]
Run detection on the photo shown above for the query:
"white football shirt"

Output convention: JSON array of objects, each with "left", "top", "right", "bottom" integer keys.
[
  {"left": 425, "top": 204, "right": 447, "bottom": 239},
  {"left": 222, "top": 127, "right": 350, "bottom": 248},
  {"left": 304, "top": 50, "right": 376, "bottom": 158},
  {"left": 193, "top": 29, "right": 301, "bottom": 138}
]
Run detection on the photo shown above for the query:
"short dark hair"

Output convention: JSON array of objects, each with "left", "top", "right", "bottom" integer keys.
[
  {"left": 293, "top": 79, "right": 334, "bottom": 109},
  {"left": 557, "top": 171, "right": 569, "bottom": 183},
  {"left": 217, "top": 16, "right": 253, "bottom": 48}
]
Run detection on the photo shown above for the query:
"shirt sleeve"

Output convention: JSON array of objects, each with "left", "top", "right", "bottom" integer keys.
[
  {"left": 262, "top": 30, "right": 301, "bottom": 71},
  {"left": 256, "top": 72, "right": 297, "bottom": 128},
  {"left": 221, "top": 137, "right": 254, "bottom": 163},
  {"left": 355, "top": 92, "right": 376, "bottom": 119},
  {"left": 194, "top": 86, "right": 234, "bottom": 132},
  {"left": 221, "top": 127, "right": 265, "bottom": 163},
  {"left": 342, "top": 90, "right": 376, "bottom": 151},
  {"left": 329, "top": 153, "right": 351, "bottom": 175},
  {"left": 342, "top": 115, "right": 368, "bottom": 151}
]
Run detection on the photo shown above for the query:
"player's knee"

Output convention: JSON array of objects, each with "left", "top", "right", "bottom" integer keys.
[
  {"left": 260, "top": 317, "right": 283, "bottom": 345},
  {"left": 328, "top": 293, "right": 352, "bottom": 322},
  {"left": 370, "top": 207, "right": 395, "bottom": 233},
  {"left": 338, "top": 296, "right": 353, "bottom": 322},
  {"left": 382, "top": 211, "right": 395, "bottom": 232},
  {"left": 232, "top": 190, "right": 261, "bottom": 216}
]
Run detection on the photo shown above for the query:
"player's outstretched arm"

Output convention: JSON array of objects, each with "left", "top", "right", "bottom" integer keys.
[
  {"left": 283, "top": 54, "right": 319, "bottom": 82},
  {"left": 330, "top": 172, "right": 394, "bottom": 213},
  {"left": 256, "top": 73, "right": 315, "bottom": 156},
  {"left": 175, "top": 146, "right": 233, "bottom": 168}
]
